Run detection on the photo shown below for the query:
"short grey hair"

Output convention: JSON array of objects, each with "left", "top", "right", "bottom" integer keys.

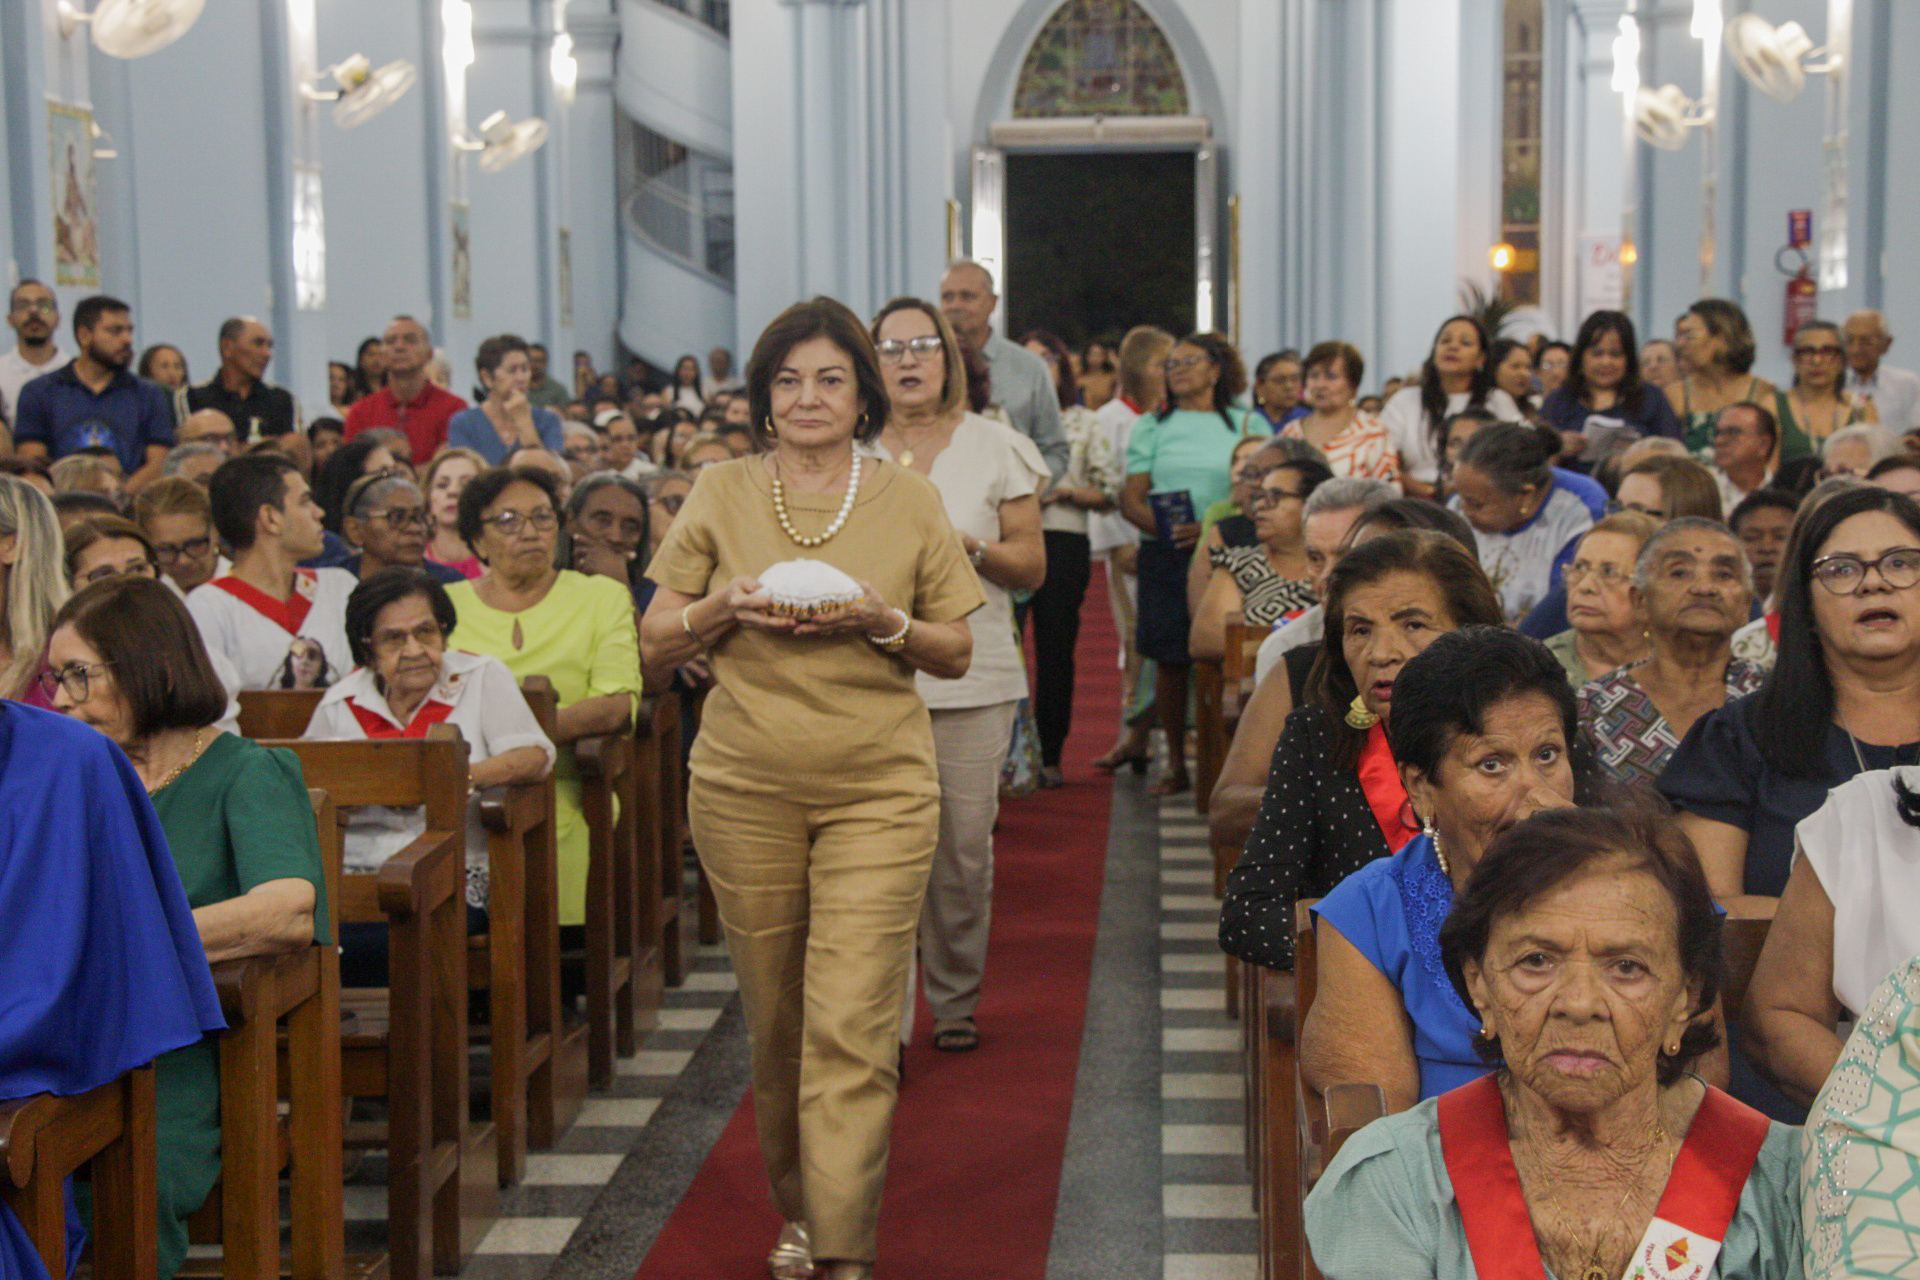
[
  {"left": 1304, "top": 476, "right": 1395, "bottom": 522},
  {"left": 562, "top": 420, "right": 599, "bottom": 445},
  {"left": 344, "top": 474, "right": 420, "bottom": 521},
  {"left": 943, "top": 257, "right": 996, "bottom": 293},
  {"left": 1632, "top": 515, "right": 1751, "bottom": 592},
  {"left": 161, "top": 441, "right": 226, "bottom": 477},
  {"left": 1823, "top": 423, "right": 1888, "bottom": 463}
]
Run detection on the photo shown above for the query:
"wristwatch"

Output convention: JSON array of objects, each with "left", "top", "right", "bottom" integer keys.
[{"left": 968, "top": 540, "right": 988, "bottom": 568}]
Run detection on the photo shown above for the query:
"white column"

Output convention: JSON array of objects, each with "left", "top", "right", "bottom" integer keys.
[{"left": 1562, "top": 0, "right": 1633, "bottom": 333}]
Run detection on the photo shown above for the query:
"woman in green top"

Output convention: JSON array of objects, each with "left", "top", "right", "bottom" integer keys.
[
  {"left": 44, "top": 576, "right": 326, "bottom": 1280},
  {"left": 1776, "top": 319, "right": 1877, "bottom": 460},
  {"left": 1668, "top": 299, "right": 1778, "bottom": 459},
  {"left": 1119, "top": 331, "right": 1268, "bottom": 794}
]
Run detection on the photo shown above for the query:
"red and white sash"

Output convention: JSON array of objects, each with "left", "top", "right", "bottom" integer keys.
[
  {"left": 347, "top": 697, "right": 456, "bottom": 740},
  {"left": 1354, "top": 722, "right": 1419, "bottom": 849},
  {"left": 210, "top": 569, "right": 318, "bottom": 636},
  {"left": 1436, "top": 1074, "right": 1770, "bottom": 1280}
]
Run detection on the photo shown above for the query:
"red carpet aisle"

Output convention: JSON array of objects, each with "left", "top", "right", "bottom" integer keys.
[{"left": 632, "top": 568, "right": 1122, "bottom": 1278}]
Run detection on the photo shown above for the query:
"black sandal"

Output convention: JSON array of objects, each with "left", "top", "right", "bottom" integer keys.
[{"left": 931, "top": 1018, "right": 979, "bottom": 1052}]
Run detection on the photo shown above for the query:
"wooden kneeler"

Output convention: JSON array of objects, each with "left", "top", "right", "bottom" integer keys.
[
  {"left": 263, "top": 733, "right": 495, "bottom": 1280},
  {"left": 1, "top": 1067, "right": 158, "bottom": 1280},
  {"left": 181, "top": 788, "right": 347, "bottom": 1280}
]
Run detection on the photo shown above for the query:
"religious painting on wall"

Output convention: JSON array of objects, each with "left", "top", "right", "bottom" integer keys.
[
  {"left": 558, "top": 227, "right": 573, "bottom": 326},
  {"left": 48, "top": 99, "right": 98, "bottom": 287},
  {"left": 452, "top": 201, "right": 472, "bottom": 319}
]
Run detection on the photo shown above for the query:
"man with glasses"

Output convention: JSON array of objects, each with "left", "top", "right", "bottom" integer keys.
[
  {"left": 0, "top": 280, "right": 65, "bottom": 433},
  {"left": 1709, "top": 401, "right": 1778, "bottom": 513},
  {"left": 1845, "top": 311, "right": 1920, "bottom": 433},
  {"left": 339, "top": 474, "right": 464, "bottom": 585},
  {"left": 186, "top": 453, "right": 355, "bottom": 689},
  {"left": 938, "top": 259, "right": 1068, "bottom": 479},
  {"left": 176, "top": 408, "right": 242, "bottom": 456},
  {"left": 186, "top": 316, "right": 302, "bottom": 444}
]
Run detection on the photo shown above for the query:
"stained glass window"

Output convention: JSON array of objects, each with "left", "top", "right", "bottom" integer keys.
[
  {"left": 1500, "top": 0, "right": 1544, "bottom": 304},
  {"left": 1013, "top": 0, "right": 1189, "bottom": 119}
]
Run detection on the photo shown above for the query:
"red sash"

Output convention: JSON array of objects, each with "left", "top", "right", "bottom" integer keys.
[
  {"left": 1763, "top": 612, "right": 1780, "bottom": 644},
  {"left": 347, "top": 697, "right": 456, "bottom": 740},
  {"left": 1436, "top": 1074, "right": 1771, "bottom": 1280},
  {"left": 210, "top": 570, "right": 317, "bottom": 636},
  {"left": 1355, "top": 722, "right": 1419, "bottom": 849}
]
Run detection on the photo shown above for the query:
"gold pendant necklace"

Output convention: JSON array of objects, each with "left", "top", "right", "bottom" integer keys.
[{"left": 148, "top": 728, "right": 212, "bottom": 795}]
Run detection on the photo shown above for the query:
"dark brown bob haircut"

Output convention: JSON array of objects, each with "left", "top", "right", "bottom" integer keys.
[
  {"left": 1438, "top": 805, "right": 1723, "bottom": 1087},
  {"left": 745, "top": 296, "right": 891, "bottom": 451},
  {"left": 1306, "top": 530, "right": 1505, "bottom": 771},
  {"left": 51, "top": 575, "right": 228, "bottom": 737}
]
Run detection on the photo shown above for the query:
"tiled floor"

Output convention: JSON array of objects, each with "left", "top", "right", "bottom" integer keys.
[{"left": 1155, "top": 799, "right": 1258, "bottom": 1280}]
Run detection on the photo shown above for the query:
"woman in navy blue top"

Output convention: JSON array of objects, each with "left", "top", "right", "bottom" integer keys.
[
  {"left": 1538, "top": 310, "right": 1682, "bottom": 454},
  {"left": 1304, "top": 627, "right": 1587, "bottom": 1109}
]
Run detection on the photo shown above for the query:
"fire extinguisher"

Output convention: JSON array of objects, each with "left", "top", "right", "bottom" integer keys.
[{"left": 1778, "top": 212, "right": 1817, "bottom": 346}]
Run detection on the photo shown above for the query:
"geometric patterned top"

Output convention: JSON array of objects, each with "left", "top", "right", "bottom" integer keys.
[
  {"left": 1208, "top": 542, "right": 1318, "bottom": 628},
  {"left": 1577, "top": 658, "right": 1767, "bottom": 788},
  {"left": 1802, "top": 955, "right": 1920, "bottom": 1278}
]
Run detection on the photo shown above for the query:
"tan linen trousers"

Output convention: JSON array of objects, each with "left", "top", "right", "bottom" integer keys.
[
  {"left": 688, "top": 774, "right": 938, "bottom": 1263},
  {"left": 902, "top": 700, "right": 1020, "bottom": 1039}
]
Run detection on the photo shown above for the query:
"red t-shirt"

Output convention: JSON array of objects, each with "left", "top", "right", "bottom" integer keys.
[{"left": 343, "top": 382, "right": 468, "bottom": 463}]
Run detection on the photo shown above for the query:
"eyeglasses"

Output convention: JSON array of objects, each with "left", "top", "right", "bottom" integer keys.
[
  {"left": 1235, "top": 463, "right": 1277, "bottom": 484},
  {"left": 1604, "top": 500, "right": 1667, "bottom": 518},
  {"left": 76, "top": 559, "right": 158, "bottom": 587},
  {"left": 876, "top": 335, "right": 944, "bottom": 363},
  {"left": 1249, "top": 488, "right": 1305, "bottom": 509},
  {"left": 151, "top": 535, "right": 213, "bottom": 564},
  {"left": 1793, "top": 345, "right": 1844, "bottom": 360},
  {"left": 1163, "top": 355, "right": 1210, "bottom": 373},
  {"left": 369, "top": 622, "right": 446, "bottom": 653},
  {"left": 11, "top": 298, "right": 55, "bottom": 316},
  {"left": 186, "top": 430, "right": 237, "bottom": 448},
  {"left": 1811, "top": 547, "right": 1920, "bottom": 595},
  {"left": 1562, "top": 561, "right": 1632, "bottom": 588},
  {"left": 480, "top": 507, "right": 558, "bottom": 536},
  {"left": 36, "top": 661, "right": 113, "bottom": 702},
  {"left": 1712, "top": 426, "right": 1760, "bottom": 442},
  {"left": 361, "top": 507, "right": 427, "bottom": 530},
  {"left": 654, "top": 494, "right": 686, "bottom": 515}
]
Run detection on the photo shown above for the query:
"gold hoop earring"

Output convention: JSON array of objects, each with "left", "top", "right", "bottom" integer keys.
[{"left": 765, "top": 417, "right": 778, "bottom": 440}]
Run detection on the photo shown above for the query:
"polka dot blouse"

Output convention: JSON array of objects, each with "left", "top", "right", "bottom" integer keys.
[{"left": 1218, "top": 703, "right": 1392, "bottom": 970}]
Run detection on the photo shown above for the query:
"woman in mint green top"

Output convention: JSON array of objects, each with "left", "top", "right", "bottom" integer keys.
[
  {"left": 1307, "top": 807, "right": 1801, "bottom": 1279},
  {"left": 1117, "top": 331, "right": 1268, "bottom": 795},
  {"left": 45, "top": 576, "right": 327, "bottom": 1280}
]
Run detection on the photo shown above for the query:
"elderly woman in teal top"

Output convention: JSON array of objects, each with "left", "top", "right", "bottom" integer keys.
[
  {"left": 45, "top": 576, "right": 326, "bottom": 1280},
  {"left": 1304, "top": 627, "right": 1582, "bottom": 1107},
  {"left": 1306, "top": 806, "right": 1802, "bottom": 1280},
  {"left": 1117, "top": 330, "right": 1268, "bottom": 794}
]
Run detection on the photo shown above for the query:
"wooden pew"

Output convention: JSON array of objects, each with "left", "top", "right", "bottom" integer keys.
[
  {"left": 1212, "top": 616, "right": 1264, "bottom": 1020},
  {"left": 1721, "top": 900, "right": 1777, "bottom": 1025},
  {"left": 571, "top": 716, "right": 648, "bottom": 1087},
  {"left": 1293, "top": 901, "right": 1386, "bottom": 1280},
  {"left": 1248, "top": 963, "right": 1298, "bottom": 1280},
  {"left": 260, "top": 733, "right": 495, "bottom": 1280},
  {"left": 641, "top": 692, "right": 695, "bottom": 987},
  {"left": 244, "top": 682, "right": 590, "bottom": 1183},
  {"left": 1, "top": 1068, "right": 158, "bottom": 1280},
  {"left": 1192, "top": 656, "right": 1225, "bottom": 820},
  {"left": 477, "top": 679, "right": 589, "bottom": 1183},
  {"left": 181, "top": 789, "right": 346, "bottom": 1280}
]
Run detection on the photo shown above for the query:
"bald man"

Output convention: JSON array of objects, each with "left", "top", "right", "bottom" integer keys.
[
  {"left": 938, "top": 259, "right": 1068, "bottom": 479},
  {"left": 1844, "top": 311, "right": 1920, "bottom": 432},
  {"left": 176, "top": 408, "right": 241, "bottom": 455}
]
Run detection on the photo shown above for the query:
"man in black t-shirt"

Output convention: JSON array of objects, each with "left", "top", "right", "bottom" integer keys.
[{"left": 186, "top": 315, "right": 301, "bottom": 443}]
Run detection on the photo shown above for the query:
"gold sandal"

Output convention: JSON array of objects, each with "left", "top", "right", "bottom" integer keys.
[{"left": 767, "top": 1221, "right": 816, "bottom": 1279}]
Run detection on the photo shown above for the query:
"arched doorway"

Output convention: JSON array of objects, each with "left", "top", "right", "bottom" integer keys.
[{"left": 971, "top": 0, "right": 1219, "bottom": 346}]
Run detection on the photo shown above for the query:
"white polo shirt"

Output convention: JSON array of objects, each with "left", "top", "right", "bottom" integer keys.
[{"left": 185, "top": 567, "right": 357, "bottom": 691}]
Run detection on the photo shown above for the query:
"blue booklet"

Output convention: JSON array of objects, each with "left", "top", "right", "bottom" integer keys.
[{"left": 1148, "top": 489, "right": 1197, "bottom": 542}]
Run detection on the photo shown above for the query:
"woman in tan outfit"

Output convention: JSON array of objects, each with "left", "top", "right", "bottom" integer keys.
[{"left": 640, "top": 296, "right": 983, "bottom": 1280}]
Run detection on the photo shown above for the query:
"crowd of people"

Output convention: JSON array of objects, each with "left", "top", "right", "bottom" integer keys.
[{"left": 5, "top": 262, "right": 1920, "bottom": 1279}]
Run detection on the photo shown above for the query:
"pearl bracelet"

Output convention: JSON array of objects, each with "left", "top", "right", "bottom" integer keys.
[{"left": 868, "top": 608, "right": 911, "bottom": 651}]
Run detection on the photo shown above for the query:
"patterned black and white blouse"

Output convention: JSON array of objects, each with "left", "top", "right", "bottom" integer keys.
[
  {"left": 1208, "top": 543, "right": 1318, "bottom": 628},
  {"left": 1218, "top": 703, "right": 1392, "bottom": 970}
]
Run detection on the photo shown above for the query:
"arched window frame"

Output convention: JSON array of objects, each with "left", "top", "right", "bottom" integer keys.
[{"left": 1012, "top": 0, "right": 1190, "bottom": 120}]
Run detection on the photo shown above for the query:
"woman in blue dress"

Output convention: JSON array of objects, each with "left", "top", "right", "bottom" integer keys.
[{"left": 1303, "top": 626, "right": 1590, "bottom": 1107}]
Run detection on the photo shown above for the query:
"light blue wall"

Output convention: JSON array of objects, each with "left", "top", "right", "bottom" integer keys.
[{"left": 2, "top": 0, "right": 617, "bottom": 417}]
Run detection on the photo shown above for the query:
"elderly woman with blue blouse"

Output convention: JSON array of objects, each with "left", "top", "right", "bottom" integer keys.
[{"left": 1305, "top": 806, "right": 1802, "bottom": 1280}]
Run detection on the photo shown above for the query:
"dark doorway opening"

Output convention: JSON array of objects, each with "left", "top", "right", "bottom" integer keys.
[{"left": 1004, "top": 150, "right": 1194, "bottom": 349}]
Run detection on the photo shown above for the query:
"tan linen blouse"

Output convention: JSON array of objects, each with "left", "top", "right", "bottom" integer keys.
[{"left": 647, "top": 454, "right": 985, "bottom": 791}]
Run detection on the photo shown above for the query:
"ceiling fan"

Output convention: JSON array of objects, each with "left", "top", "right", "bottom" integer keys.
[{"left": 57, "top": 0, "right": 203, "bottom": 58}]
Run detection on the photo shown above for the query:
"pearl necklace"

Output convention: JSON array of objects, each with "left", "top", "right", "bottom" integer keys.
[{"left": 770, "top": 453, "right": 862, "bottom": 548}]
